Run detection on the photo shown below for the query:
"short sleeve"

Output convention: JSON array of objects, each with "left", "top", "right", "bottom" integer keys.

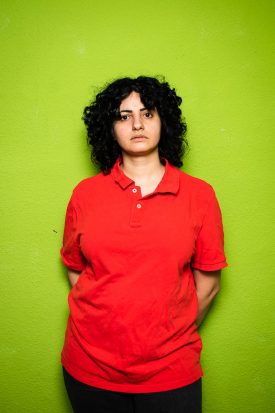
[
  {"left": 192, "top": 187, "right": 228, "bottom": 271},
  {"left": 60, "top": 196, "right": 86, "bottom": 272}
]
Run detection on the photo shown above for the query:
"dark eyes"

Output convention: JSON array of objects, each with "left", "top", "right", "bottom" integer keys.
[
  {"left": 120, "top": 111, "right": 153, "bottom": 121},
  {"left": 144, "top": 111, "right": 153, "bottom": 118}
]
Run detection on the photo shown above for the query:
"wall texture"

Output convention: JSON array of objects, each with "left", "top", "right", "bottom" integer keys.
[{"left": 1, "top": 0, "right": 274, "bottom": 412}]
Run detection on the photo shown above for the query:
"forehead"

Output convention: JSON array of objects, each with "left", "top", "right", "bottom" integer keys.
[{"left": 119, "top": 91, "right": 144, "bottom": 110}]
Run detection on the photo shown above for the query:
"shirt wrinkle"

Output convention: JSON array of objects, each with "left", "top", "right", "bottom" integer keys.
[{"left": 60, "top": 156, "right": 228, "bottom": 393}]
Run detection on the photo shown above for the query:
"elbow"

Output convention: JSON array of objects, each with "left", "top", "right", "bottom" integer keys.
[
  {"left": 211, "top": 282, "right": 221, "bottom": 298},
  {"left": 196, "top": 283, "right": 220, "bottom": 302}
]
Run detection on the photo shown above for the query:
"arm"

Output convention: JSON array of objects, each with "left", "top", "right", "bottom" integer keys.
[
  {"left": 193, "top": 268, "right": 221, "bottom": 327},
  {"left": 67, "top": 269, "right": 82, "bottom": 287}
]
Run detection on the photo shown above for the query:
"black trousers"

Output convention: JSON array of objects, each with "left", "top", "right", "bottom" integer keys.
[{"left": 63, "top": 368, "right": 202, "bottom": 413}]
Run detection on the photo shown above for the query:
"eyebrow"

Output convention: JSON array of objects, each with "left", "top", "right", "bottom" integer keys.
[{"left": 119, "top": 108, "right": 149, "bottom": 113}]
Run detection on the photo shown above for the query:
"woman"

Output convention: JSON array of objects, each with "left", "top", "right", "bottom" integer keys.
[{"left": 60, "top": 76, "right": 227, "bottom": 413}]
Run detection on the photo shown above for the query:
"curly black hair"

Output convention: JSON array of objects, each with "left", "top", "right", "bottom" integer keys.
[{"left": 82, "top": 76, "right": 188, "bottom": 173}]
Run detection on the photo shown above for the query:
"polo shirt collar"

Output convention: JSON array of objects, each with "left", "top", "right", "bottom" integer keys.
[
  {"left": 111, "top": 156, "right": 134, "bottom": 189},
  {"left": 157, "top": 159, "right": 180, "bottom": 195},
  {"left": 111, "top": 156, "right": 180, "bottom": 195}
]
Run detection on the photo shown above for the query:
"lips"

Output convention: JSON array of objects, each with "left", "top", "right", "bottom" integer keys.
[{"left": 131, "top": 135, "right": 147, "bottom": 140}]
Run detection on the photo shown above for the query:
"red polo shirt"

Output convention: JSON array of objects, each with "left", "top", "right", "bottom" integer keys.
[{"left": 60, "top": 157, "right": 227, "bottom": 393}]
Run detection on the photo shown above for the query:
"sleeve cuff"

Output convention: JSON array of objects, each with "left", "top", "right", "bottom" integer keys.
[
  {"left": 191, "top": 260, "right": 228, "bottom": 271},
  {"left": 60, "top": 249, "right": 85, "bottom": 272}
]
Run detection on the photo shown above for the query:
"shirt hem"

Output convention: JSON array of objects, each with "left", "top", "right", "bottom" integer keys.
[
  {"left": 192, "top": 260, "right": 228, "bottom": 271},
  {"left": 61, "top": 357, "right": 203, "bottom": 393},
  {"left": 60, "top": 249, "right": 85, "bottom": 272}
]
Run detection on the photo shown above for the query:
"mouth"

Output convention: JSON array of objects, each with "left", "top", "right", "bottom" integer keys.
[{"left": 131, "top": 135, "right": 147, "bottom": 140}]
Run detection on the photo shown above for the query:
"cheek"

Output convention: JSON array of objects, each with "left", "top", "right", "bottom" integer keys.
[
  {"left": 153, "top": 117, "right": 161, "bottom": 132},
  {"left": 113, "top": 124, "right": 124, "bottom": 140},
  {"left": 113, "top": 127, "right": 130, "bottom": 146}
]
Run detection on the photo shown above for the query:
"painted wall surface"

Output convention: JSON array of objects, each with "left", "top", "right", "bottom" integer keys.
[{"left": 1, "top": 0, "right": 274, "bottom": 412}]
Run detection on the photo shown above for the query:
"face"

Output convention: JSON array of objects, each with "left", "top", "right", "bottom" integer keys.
[{"left": 113, "top": 92, "right": 161, "bottom": 157}]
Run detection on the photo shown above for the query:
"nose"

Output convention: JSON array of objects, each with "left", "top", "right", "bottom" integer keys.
[{"left": 132, "top": 113, "right": 144, "bottom": 130}]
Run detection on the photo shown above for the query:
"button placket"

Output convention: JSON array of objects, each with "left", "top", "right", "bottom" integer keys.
[{"left": 129, "top": 186, "right": 143, "bottom": 227}]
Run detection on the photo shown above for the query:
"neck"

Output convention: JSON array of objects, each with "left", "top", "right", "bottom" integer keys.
[{"left": 120, "top": 152, "right": 164, "bottom": 182}]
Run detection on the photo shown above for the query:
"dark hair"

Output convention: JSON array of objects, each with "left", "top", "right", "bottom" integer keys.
[{"left": 82, "top": 76, "right": 188, "bottom": 173}]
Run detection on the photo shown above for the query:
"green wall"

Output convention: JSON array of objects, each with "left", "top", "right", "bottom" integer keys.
[{"left": 1, "top": 0, "right": 274, "bottom": 412}]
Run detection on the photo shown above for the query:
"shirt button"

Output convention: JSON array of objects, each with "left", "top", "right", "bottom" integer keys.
[
  {"left": 136, "top": 203, "right": 142, "bottom": 209},
  {"left": 132, "top": 188, "right": 137, "bottom": 193}
]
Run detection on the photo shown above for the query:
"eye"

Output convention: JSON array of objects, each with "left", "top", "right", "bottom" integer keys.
[
  {"left": 144, "top": 111, "right": 153, "bottom": 118},
  {"left": 120, "top": 114, "right": 130, "bottom": 121}
]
